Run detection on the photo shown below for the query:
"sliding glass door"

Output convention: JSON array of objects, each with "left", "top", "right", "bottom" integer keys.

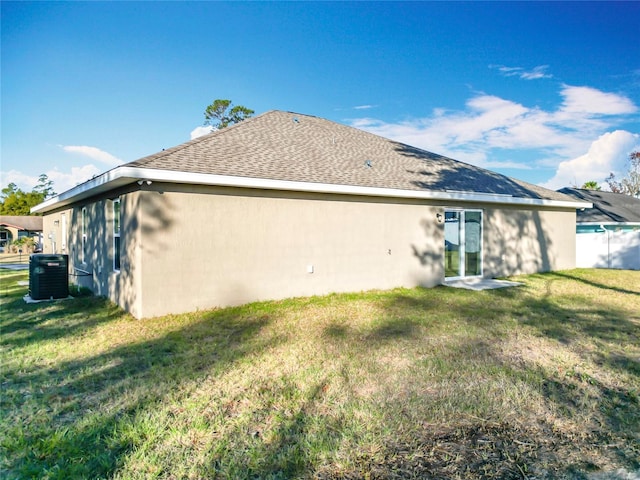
[{"left": 444, "top": 210, "right": 482, "bottom": 279}]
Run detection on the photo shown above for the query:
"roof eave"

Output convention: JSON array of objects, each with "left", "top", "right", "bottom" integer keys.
[
  {"left": 31, "top": 166, "right": 592, "bottom": 214},
  {"left": 30, "top": 167, "right": 141, "bottom": 214},
  {"left": 0, "top": 223, "right": 26, "bottom": 230}
]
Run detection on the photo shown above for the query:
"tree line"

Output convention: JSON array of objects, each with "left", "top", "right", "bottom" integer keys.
[{"left": 0, "top": 174, "right": 56, "bottom": 216}]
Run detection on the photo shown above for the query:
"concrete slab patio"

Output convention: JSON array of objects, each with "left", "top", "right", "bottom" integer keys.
[{"left": 444, "top": 278, "right": 523, "bottom": 291}]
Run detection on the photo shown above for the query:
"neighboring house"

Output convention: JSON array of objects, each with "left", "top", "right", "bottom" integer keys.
[
  {"left": 558, "top": 188, "right": 640, "bottom": 270},
  {"left": 0, "top": 215, "right": 43, "bottom": 253},
  {"left": 32, "top": 111, "right": 589, "bottom": 318}
]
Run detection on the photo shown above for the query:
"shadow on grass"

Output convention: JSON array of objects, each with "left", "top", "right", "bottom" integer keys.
[
  {"left": 490, "top": 273, "right": 639, "bottom": 390},
  {"left": 365, "top": 276, "right": 640, "bottom": 477},
  {"left": 2, "top": 270, "right": 639, "bottom": 478},
  {"left": 552, "top": 270, "right": 640, "bottom": 296},
  {"left": 322, "top": 310, "right": 423, "bottom": 345},
  {"left": 512, "top": 287, "right": 640, "bottom": 381},
  {"left": 0, "top": 296, "right": 123, "bottom": 348},
  {"left": 322, "top": 287, "right": 475, "bottom": 345},
  {"left": 224, "top": 378, "right": 345, "bottom": 479},
  {"left": 0, "top": 270, "right": 122, "bottom": 345},
  {"left": 1, "top": 278, "right": 279, "bottom": 478}
]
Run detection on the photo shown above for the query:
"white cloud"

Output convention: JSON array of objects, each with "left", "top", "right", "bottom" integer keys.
[
  {"left": 0, "top": 170, "right": 40, "bottom": 191},
  {"left": 349, "top": 85, "right": 638, "bottom": 178},
  {"left": 61, "top": 145, "right": 122, "bottom": 166},
  {"left": 558, "top": 85, "right": 637, "bottom": 116},
  {"left": 46, "top": 165, "right": 104, "bottom": 193},
  {"left": 190, "top": 125, "right": 214, "bottom": 139},
  {"left": 354, "top": 105, "right": 377, "bottom": 110},
  {"left": 541, "top": 130, "right": 640, "bottom": 190},
  {"left": 491, "top": 64, "right": 552, "bottom": 80},
  {"left": 1, "top": 164, "right": 102, "bottom": 195},
  {"left": 521, "top": 66, "right": 552, "bottom": 80}
]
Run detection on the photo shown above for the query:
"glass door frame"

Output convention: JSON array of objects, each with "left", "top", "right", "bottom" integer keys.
[{"left": 444, "top": 208, "right": 483, "bottom": 280}]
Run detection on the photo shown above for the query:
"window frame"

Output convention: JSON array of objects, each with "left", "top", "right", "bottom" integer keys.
[
  {"left": 444, "top": 208, "right": 483, "bottom": 280},
  {"left": 113, "top": 199, "right": 121, "bottom": 272},
  {"left": 61, "top": 213, "right": 67, "bottom": 252},
  {"left": 81, "top": 207, "right": 88, "bottom": 264}
]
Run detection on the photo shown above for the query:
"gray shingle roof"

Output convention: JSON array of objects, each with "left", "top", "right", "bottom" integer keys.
[
  {"left": 558, "top": 188, "right": 640, "bottom": 223},
  {"left": 0, "top": 215, "right": 43, "bottom": 231},
  {"left": 126, "top": 110, "right": 572, "bottom": 202}
]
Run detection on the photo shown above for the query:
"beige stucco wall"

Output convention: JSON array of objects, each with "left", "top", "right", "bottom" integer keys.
[
  {"left": 41, "top": 184, "right": 578, "bottom": 319},
  {"left": 41, "top": 192, "right": 143, "bottom": 317},
  {"left": 482, "top": 206, "right": 577, "bottom": 278},
  {"left": 42, "top": 209, "right": 72, "bottom": 256},
  {"left": 133, "top": 184, "right": 577, "bottom": 318},
  {"left": 136, "top": 185, "right": 444, "bottom": 318}
]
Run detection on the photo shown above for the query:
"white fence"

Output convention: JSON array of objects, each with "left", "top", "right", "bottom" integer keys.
[{"left": 576, "top": 230, "right": 640, "bottom": 270}]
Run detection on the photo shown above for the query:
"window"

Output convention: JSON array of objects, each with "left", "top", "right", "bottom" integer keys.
[
  {"left": 81, "top": 207, "right": 88, "bottom": 263},
  {"left": 113, "top": 199, "right": 121, "bottom": 271},
  {"left": 0, "top": 229, "right": 10, "bottom": 249}
]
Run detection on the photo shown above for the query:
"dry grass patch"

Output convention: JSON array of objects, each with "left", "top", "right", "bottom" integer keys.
[{"left": 1, "top": 268, "right": 638, "bottom": 479}]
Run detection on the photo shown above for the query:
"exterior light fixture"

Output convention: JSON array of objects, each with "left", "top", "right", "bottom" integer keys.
[{"left": 436, "top": 213, "right": 444, "bottom": 223}]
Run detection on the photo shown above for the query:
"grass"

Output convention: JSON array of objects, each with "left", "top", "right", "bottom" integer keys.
[{"left": 0, "top": 268, "right": 639, "bottom": 479}]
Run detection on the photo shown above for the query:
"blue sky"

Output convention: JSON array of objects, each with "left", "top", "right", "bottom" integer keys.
[{"left": 2, "top": 1, "right": 639, "bottom": 195}]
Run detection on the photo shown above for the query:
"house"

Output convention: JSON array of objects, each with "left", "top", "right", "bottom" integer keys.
[
  {"left": 558, "top": 188, "right": 640, "bottom": 270},
  {"left": 32, "top": 111, "right": 590, "bottom": 318},
  {"left": 557, "top": 188, "right": 640, "bottom": 233},
  {"left": 0, "top": 215, "right": 43, "bottom": 253}
]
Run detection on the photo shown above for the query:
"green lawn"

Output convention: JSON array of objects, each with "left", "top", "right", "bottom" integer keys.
[{"left": 1, "top": 269, "right": 638, "bottom": 479}]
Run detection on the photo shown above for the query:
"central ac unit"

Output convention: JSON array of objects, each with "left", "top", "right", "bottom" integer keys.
[{"left": 29, "top": 254, "right": 69, "bottom": 300}]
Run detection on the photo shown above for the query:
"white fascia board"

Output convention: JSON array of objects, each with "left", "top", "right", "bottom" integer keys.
[
  {"left": 30, "top": 167, "right": 139, "bottom": 214},
  {"left": 31, "top": 166, "right": 592, "bottom": 213},
  {"left": 133, "top": 168, "right": 592, "bottom": 208}
]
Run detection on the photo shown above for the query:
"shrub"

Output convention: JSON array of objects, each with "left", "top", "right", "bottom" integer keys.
[{"left": 9, "top": 236, "right": 37, "bottom": 254}]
